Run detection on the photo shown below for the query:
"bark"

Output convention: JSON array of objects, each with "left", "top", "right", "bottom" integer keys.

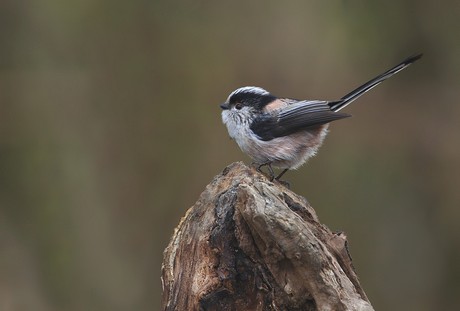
[{"left": 161, "top": 162, "right": 374, "bottom": 311}]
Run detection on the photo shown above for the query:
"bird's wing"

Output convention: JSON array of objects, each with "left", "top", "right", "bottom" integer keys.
[{"left": 250, "top": 100, "right": 351, "bottom": 141}]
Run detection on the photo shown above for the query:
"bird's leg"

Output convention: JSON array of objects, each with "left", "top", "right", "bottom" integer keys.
[
  {"left": 275, "top": 169, "right": 288, "bottom": 181},
  {"left": 255, "top": 162, "right": 275, "bottom": 181},
  {"left": 275, "top": 169, "right": 290, "bottom": 188},
  {"left": 266, "top": 163, "right": 275, "bottom": 181}
]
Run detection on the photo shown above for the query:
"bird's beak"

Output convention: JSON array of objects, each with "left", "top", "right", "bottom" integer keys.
[{"left": 220, "top": 102, "right": 230, "bottom": 110}]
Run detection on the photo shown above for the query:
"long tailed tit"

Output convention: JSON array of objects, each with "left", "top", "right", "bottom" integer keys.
[{"left": 220, "top": 54, "right": 422, "bottom": 181}]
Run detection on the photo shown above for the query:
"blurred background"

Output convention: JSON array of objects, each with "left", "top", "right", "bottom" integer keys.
[{"left": 1, "top": 1, "right": 459, "bottom": 310}]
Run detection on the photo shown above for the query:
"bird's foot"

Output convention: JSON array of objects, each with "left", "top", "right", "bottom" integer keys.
[{"left": 254, "top": 163, "right": 291, "bottom": 187}]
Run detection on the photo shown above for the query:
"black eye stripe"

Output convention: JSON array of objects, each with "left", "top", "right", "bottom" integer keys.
[{"left": 229, "top": 92, "right": 277, "bottom": 110}]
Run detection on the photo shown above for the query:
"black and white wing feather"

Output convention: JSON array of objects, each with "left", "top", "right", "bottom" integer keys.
[{"left": 250, "top": 100, "right": 350, "bottom": 141}]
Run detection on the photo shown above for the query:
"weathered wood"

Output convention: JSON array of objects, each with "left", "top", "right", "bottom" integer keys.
[{"left": 161, "top": 162, "right": 374, "bottom": 311}]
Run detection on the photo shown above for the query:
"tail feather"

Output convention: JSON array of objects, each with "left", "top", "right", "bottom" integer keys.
[{"left": 329, "top": 53, "right": 423, "bottom": 112}]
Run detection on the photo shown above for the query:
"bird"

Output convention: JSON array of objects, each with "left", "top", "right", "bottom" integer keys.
[{"left": 220, "top": 53, "right": 422, "bottom": 182}]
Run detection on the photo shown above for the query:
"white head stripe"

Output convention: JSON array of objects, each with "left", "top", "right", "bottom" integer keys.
[{"left": 227, "top": 86, "right": 269, "bottom": 102}]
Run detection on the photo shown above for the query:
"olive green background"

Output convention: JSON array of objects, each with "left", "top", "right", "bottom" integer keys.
[{"left": 1, "top": 1, "right": 459, "bottom": 310}]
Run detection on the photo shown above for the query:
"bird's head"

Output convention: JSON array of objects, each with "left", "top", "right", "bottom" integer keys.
[{"left": 220, "top": 86, "right": 276, "bottom": 112}]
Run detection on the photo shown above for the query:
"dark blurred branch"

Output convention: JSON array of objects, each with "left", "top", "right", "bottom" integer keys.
[{"left": 161, "top": 162, "right": 374, "bottom": 311}]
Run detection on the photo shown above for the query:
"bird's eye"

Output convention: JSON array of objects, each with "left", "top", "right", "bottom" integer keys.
[{"left": 235, "top": 103, "right": 243, "bottom": 110}]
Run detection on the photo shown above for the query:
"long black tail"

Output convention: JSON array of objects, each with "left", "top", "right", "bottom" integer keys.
[{"left": 329, "top": 53, "right": 423, "bottom": 112}]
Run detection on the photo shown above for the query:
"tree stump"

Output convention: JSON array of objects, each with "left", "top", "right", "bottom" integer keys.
[{"left": 161, "top": 162, "right": 374, "bottom": 311}]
